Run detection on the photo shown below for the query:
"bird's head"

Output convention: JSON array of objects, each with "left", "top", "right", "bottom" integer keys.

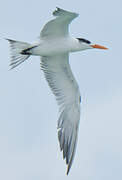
[{"left": 76, "top": 38, "right": 108, "bottom": 50}]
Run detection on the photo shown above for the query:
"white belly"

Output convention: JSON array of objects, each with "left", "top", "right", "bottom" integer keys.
[{"left": 31, "top": 37, "right": 81, "bottom": 56}]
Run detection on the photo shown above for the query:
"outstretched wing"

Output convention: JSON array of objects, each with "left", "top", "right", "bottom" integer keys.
[
  {"left": 40, "top": 54, "right": 81, "bottom": 174},
  {"left": 40, "top": 7, "right": 79, "bottom": 38}
]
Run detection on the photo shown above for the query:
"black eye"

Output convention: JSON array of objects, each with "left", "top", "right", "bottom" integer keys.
[{"left": 76, "top": 38, "right": 91, "bottom": 44}]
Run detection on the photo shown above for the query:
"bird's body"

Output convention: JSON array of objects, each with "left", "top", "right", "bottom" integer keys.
[
  {"left": 27, "top": 37, "right": 90, "bottom": 56},
  {"left": 7, "top": 7, "right": 107, "bottom": 174}
]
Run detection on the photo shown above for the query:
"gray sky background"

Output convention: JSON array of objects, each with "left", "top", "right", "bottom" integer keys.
[{"left": 0, "top": 0, "right": 122, "bottom": 179}]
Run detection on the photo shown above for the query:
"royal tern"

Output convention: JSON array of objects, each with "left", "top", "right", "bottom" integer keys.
[{"left": 7, "top": 7, "right": 108, "bottom": 174}]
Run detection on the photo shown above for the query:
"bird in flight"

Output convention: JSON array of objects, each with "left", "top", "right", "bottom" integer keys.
[{"left": 7, "top": 7, "right": 108, "bottom": 174}]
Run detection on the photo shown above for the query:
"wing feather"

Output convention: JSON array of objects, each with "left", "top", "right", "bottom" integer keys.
[
  {"left": 40, "top": 7, "right": 79, "bottom": 38},
  {"left": 40, "top": 54, "right": 81, "bottom": 174}
]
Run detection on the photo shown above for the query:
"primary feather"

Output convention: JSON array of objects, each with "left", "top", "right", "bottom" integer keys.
[
  {"left": 40, "top": 54, "right": 81, "bottom": 174},
  {"left": 40, "top": 7, "right": 78, "bottom": 38}
]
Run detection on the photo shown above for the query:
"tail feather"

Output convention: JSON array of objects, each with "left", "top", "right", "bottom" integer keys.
[{"left": 7, "top": 39, "right": 31, "bottom": 69}]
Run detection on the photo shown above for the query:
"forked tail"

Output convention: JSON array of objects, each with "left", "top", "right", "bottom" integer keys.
[{"left": 7, "top": 39, "right": 31, "bottom": 69}]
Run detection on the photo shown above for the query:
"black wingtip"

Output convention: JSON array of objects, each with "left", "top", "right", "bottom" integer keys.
[
  {"left": 5, "top": 38, "right": 16, "bottom": 42},
  {"left": 66, "top": 165, "right": 70, "bottom": 175},
  {"left": 5, "top": 38, "right": 10, "bottom": 41}
]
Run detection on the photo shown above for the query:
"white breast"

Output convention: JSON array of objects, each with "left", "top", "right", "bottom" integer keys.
[{"left": 30, "top": 37, "right": 82, "bottom": 56}]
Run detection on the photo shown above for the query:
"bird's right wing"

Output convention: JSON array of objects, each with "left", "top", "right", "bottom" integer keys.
[
  {"left": 40, "top": 54, "right": 81, "bottom": 174},
  {"left": 40, "top": 7, "right": 79, "bottom": 38}
]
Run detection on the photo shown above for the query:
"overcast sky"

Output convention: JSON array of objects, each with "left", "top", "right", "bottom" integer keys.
[{"left": 0, "top": 0, "right": 122, "bottom": 179}]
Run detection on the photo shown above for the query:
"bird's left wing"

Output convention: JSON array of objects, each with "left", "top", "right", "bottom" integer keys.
[
  {"left": 40, "top": 54, "right": 81, "bottom": 174},
  {"left": 40, "top": 7, "right": 79, "bottom": 38}
]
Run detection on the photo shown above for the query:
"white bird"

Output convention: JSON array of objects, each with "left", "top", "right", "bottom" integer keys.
[{"left": 7, "top": 7, "right": 108, "bottom": 174}]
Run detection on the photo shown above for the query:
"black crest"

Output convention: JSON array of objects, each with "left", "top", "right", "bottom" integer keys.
[{"left": 77, "top": 38, "right": 91, "bottom": 44}]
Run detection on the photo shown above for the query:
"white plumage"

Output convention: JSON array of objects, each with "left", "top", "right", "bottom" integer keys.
[
  {"left": 41, "top": 54, "right": 81, "bottom": 174},
  {"left": 7, "top": 7, "right": 107, "bottom": 174}
]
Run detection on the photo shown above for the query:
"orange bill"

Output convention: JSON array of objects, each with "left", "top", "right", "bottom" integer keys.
[{"left": 90, "top": 44, "right": 108, "bottom": 50}]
